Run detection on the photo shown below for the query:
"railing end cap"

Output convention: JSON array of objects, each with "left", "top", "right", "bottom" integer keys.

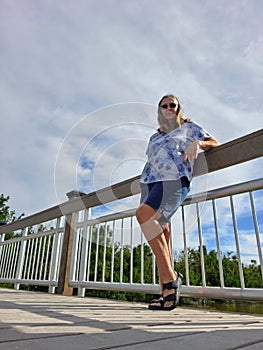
[{"left": 66, "top": 190, "right": 86, "bottom": 200}]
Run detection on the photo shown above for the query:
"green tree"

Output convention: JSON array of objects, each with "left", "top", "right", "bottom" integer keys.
[
  {"left": 222, "top": 251, "right": 241, "bottom": 287},
  {"left": 244, "top": 260, "right": 263, "bottom": 288},
  {"left": 132, "top": 244, "right": 156, "bottom": 284},
  {"left": 205, "top": 249, "right": 220, "bottom": 286},
  {"left": 0, "top": 194, "right": 18, "bottom": 223},
  {"left": 0, "top": 194, "right": 24, "bottom": 240},
  {"left": 187, "top": 247, "right": 202, "bottom": 285}
]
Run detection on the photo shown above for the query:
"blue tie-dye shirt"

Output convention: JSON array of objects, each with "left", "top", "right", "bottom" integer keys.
[{"left": 140, "top": 121, "right": 212, "bottom": 183}]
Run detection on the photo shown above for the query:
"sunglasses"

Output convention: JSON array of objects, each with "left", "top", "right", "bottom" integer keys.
[{"left": 160, "top": 102, "right": 178, "bottom": 109}]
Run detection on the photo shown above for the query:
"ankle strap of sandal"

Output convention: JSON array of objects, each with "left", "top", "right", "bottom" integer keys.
[
  {"left": 162, "top": 274, "right": 183, "bottom": 290},
  {"left": 162, "top": 280, "right": 177, "bottom": 290}
]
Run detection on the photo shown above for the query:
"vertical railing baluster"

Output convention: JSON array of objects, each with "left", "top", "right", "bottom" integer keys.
[
  {"left": 0, "top": 233, "right": 5, "bottom": 276},
  {"left": 102, "top": 222, "right": 108, "bottom": 283},
  {"left": 9, "top": 242, "right": 17, "bottom": 279},
  {"left": 30, "top": 237, "right": 37, "bottom": 280},
  {"left": 39, "top": 235, "right": 47, "bottom": 280},
  {"left": 10, "top": 244, "right": 15, "bottom": 278},
  {"left": 26, "top": 238, "right": 33, "bottom": 279},
  {"left": 8, "top": 245, "right": 13, "bottom": 278},
  {"left": 76, "top": 229, "right": 82, "bottom": 281},
  {"left": 130, "top": 216, "right": 133, "bottom": 284},
  {"left": 181, "top": 206, "right": 190, "bottom": 286},
  {"left": 7, "top": 243, "right": 13, "bottom": 278},
  {"left": 170, "top": 223, "right": 174, "bottom": 269},
  {"left": 196, "top": 203, "right": 206, "bottom": 287},
  {"left": 120, "top": 219, "right": 124, "bottom": 283},
  {"left": 30, "top": 237, "right": 36, "bottom": 280},
  {"left": 110, "top": 220, "right": 116, "bottom": 283},
  {"left": 34, "top": 236, "right": 42, "bottom": 280},
  {"left": 12, "top": 241, "right": 20, "bottom": 279},
  {"left": 49, "top": 217, "right": 63, "bottom": 293},
  {"left": 3, "top": 245, "right": 9, "bottom": 278},
  {"left": 2, "top": 245, "right": 9, "bottom": 278},
  {"left": 43, "top": 235, "right": 51, "bottom": 280},
  {"left": 0, "top": 248, "right": 4, "bottom": 277},
  {"left": 140, "top": 230, "right": 144, "bottom": 284},
  {"left": 4, "top": 244, "right": 10, "bottom": 278},
  {"left": 31, "top": 226, "right": 40, "bottom": 280},
  {"left": 86, "top": 224, "right": 93, "bottom": 282},
  {"left": 94, "top": 224, "right": 100, "bottom": 282},
  {"left": 22, "top": 237, "right": 30, "bottom": 280},
  {"left": 0, "top": 233, "right": 5, "bottom": 266},
  {"left": 77, "top": 231, "right": 82, "bottom": 281},
  {"left": 152, "top": 254, "right": 156, "bottom": 285},
  {"left": 249, "top": 191, "right": 263, "bottom": 283},
  {"left": 230, "top": 196, "right": 245, "bottom": 289},
  {"left": 212, "top": 199, "right": 224, "bottom": 287},
  {"left": 0, "top": 245, "right": 4, "bottom": 277}
]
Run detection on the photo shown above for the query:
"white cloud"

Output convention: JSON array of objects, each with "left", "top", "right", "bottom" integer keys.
[{"left": 0, "top": 0, "right": 262, "bottom": 220}]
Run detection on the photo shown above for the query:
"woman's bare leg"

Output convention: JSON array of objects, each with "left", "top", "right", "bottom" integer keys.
[
  {"left": 163, "top": 224, "right": 172, "bottom": 266},
  {"left": 136, "top": 204, "right": 177, "bottom": 308},
  {"left": 148, "top": 233, "right": 176, "bottom": 283}
]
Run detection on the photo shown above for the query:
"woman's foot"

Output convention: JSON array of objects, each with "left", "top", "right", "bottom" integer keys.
[
  {"left": 148, "top": 295, "right": 163, "bottom": 310},
  {"left": 162, "top": 273, "right": 183, "bottom": 311}
]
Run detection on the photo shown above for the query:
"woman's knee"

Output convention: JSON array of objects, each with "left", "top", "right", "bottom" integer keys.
[
  {"left": 136, "top": 204, "right": 159, "bottom": 224},
  {"left": 135, "top": 205, "right": 146, "bottom": 223}
]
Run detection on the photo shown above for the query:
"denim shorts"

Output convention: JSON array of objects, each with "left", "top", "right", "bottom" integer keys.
[{"left": 139, "top": 177, "right": 190, "bottom": 223}]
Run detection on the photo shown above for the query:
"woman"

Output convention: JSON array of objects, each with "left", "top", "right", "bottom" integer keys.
[{"left": 136, "top": 94, "right": 219, "bottom": 311}]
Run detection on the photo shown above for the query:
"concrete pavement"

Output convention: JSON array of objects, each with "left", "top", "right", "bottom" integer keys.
[{"left": 0, "top": 288, "right": 262, "bottom": 349}]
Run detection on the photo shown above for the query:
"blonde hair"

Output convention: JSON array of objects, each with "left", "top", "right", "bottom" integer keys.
[{"left": 157, "top": 94, "right": 190, "bottom": 133}]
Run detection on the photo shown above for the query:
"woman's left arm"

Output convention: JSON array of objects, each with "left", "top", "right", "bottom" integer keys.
[
  {"left": 198, "top": 136, "right": 220, "bottom": 151},
  {"left": 184, "top": 137, "right": 220, "bottom": 162}
]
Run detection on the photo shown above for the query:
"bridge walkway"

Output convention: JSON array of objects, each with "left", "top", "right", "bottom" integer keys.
[{"left": 0, "top": 288, "right": 262, "bottom": 350}]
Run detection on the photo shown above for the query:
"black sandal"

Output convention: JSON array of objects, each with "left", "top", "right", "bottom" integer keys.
[{"left": 162, "top": 273, "right": 183, "bottom": 311}]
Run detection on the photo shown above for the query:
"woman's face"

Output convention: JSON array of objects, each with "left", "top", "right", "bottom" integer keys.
[{"left": 159, "top": 97, "right": 179, "bottom": 121}]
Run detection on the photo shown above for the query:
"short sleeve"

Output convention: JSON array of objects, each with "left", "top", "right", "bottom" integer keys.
[{"left": 192, "top": 122, "right": 212, "bottom": 141}]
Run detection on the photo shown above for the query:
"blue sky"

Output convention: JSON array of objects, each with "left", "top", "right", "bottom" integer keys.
[{"left": 1, "top": 0, "right": 262, "bottom": 223}]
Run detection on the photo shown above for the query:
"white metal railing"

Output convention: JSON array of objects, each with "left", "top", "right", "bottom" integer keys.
[
  {"left": 0, "top": 129, "right": 262, "bottom": 301},
  {"left": 0, "top": 217, "right": 64, "bottom": 293},
  {"left": 0, "top": 181, "right": 262, "bottom": 300},
  {"left": 69, "top": 178, "right": 263, "bottom": 300}
]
